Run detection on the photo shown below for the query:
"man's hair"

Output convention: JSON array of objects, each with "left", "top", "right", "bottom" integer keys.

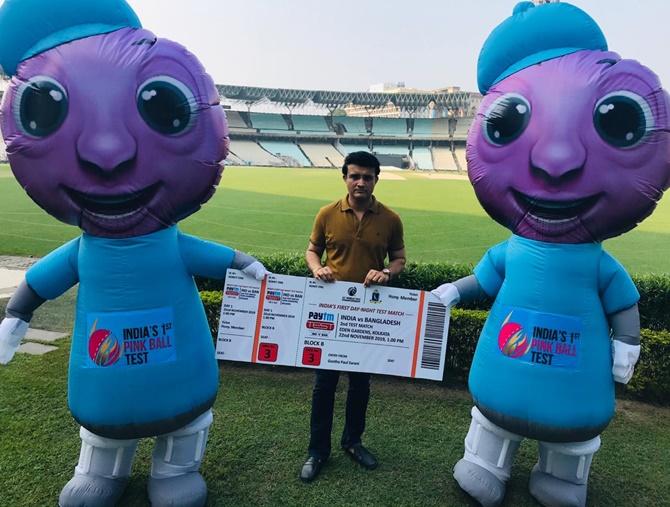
[{"left": 342, "top": 151, "right": 380, "bottom": 177}]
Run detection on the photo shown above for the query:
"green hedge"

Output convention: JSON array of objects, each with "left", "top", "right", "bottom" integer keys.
[
  {"left": 197, "top": 253, "right": 670, "bottom": 329},
  {"left": 200, "top": 291, "right": 670, "bottom": 404},
  {"left": 632, "top": 274, "right": 670, "bottom": 331}
]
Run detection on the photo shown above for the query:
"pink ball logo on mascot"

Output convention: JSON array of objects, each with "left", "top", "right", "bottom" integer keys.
[
  {"left": 88, "top": 325, "right": 122, "bottom": 367},
  {"left": 497, "top": 312, "right": 531, "bottom": 358}
]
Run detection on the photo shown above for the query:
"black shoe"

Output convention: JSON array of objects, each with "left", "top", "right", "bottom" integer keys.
[
  {"left": 300, "top": 456, "right": 325, "bottom": 482},
  {"left": 343, "top": 444, "right": 378, "bottom": 470}
]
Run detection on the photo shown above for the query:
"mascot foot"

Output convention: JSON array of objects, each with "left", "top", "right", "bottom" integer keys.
[
  {"left": 529, "top": 464, "right": 587, "bottom": 507},
  {"left": 58, "top": 473, "right": 128, "bottom": 507},
  {"left": 148, "top": 472, "right": 207, "bottom": 507},
  {"left": 453, "top": 459, "right": 506, "bottom": 507}
]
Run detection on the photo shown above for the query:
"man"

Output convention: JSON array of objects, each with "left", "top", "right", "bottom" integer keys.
[{"left": 300, "top": 151, "right": 406, "bottom": 482}]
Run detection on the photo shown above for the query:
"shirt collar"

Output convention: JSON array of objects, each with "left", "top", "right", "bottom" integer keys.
[{"left": 340, "top": 195, "right": 379, "bottom": 214}]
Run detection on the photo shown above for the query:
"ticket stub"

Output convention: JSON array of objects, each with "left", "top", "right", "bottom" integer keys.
[{"left": 216, "top": 270, "right": 449, "bottom": 380}]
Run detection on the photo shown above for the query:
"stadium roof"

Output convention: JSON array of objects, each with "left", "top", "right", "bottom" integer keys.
[{"left": 217, "top": 84, "right": 479, "bottom": 110}]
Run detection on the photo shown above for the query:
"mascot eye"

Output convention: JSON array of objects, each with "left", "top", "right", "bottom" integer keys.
[
  {"left": 137, "top": 76, "right": 196, "bottom": 135},
  {"left": 483, "top": 93, "right": 531, "bottom": 146},
  {"left": 594, "top": 91, "right": 653, "bottom": 148},
  {"left": 15, "top": 76, "right": 68, "bottom": 137}
]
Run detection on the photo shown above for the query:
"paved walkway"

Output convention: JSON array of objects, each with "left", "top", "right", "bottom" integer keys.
[{"left": 0, "top": 256, "right": 67, "bottom": 356}]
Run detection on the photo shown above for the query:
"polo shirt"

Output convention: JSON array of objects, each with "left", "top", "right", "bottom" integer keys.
[{"left": 309, "top": 195, "right": 404, "bottom": 283}]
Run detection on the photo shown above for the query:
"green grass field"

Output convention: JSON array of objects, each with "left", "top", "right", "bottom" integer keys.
[
  {"left": 2, "top": 164, "right": 670, "bottom": 273},
  {"left": 1, "top": 164, "right": 670, "bottom": 505},
  {"left": 1, "top": 342, "right": 668, "bottom": 507}
]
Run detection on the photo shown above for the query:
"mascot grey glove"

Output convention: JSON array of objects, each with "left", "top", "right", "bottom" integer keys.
[
  {"left": 0, "top": 317, "right": 29, "bottom": 364},
  {"left": 232, "top": 251, "right": 268, "bottom": 281},
  {"left": 611, "top": 341, "right": 640, "bottom": 384},
  {"left": 242, "top": 261, "right": 268, "bottom": 281},
  {"left": 431, "top": 283, "right": 460, "bottom": 307}
]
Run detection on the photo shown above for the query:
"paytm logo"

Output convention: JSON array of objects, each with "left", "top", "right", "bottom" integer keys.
[
  {"left": 308, "top": 312, "right": 334, "bottom": 322},
  {"left": 306, "top": 311, "right": 335, "bottom": 331},
  {"left": 266, "top": 290, "right": 281, "bottom": 301}
]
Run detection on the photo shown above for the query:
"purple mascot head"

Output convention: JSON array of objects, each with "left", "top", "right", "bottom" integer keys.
[
  {"left": 0, "top": 0, "right": 229, "bottom": 238},
  {"left": 468, "top": 1, "right": 670, "bottom": 243}
]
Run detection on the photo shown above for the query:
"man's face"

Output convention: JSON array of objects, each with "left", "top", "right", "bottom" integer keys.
[{"left": 344, "top": 164, "right": 378, "bottom": 202}]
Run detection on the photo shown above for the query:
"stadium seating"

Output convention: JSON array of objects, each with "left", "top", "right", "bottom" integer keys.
[
  {"left": 291, "top": 115, "right": 331, "bottom": 132},
  {"left": 412, "top": 119, "right": 433, "bottom": 136},
  {"left": 336, "top": 117, "right": 368, "bottom": 136},
  {"left": 229, "top": 140, "right": 284, "bottom": 166},
  {"left": 371, "top": 118, "right": 408, "bottom": 136},
  {"left": 374, "top": 144, "right": 409, "bottom": 156},
  {"left": 224, "top": 151, "right": 246, "bottom": 166},
  {"left": 250, "top": 113, "right": 290, "bottom": 131},
  {"left": 299, "top": 142, "right": 344, "bottom": 168},
  {"left": 222, "top": 108, "right": 474, "bottom": 169},
  {"left": 260, "top": 140, "right": 311, "bottom": 166},
  {"left": 454, "top": 146, "right": 468, "bottom": 171},
  {"left": 431, "top": 118, "right": 452, "bottom": 137},
  {"left": 340, "top": 142, "right": 372, "bottom": 153},
  {"left": 411, "top": 147, "right": 434, "bottom": 170},
  {"left": 376, "top": 154, "right": 406, "bottom": 169},
  {"left": 432, "top": 147, "right": 459, "bottom": 171},
  {"left": 225, "top": 110, "right": 250, "bottom": 129},
  {"left": 453, "top": 117, "right": 474, "bottom": 140}
]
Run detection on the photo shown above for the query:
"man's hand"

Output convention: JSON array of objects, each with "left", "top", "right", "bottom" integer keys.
[
  {"left": 364, "top": 269, "right": 390, "bottom": 287},
  {"left": 611, "top": 340, "right": 641, "bottom": 384},
  {"left": 0, "top": 317, "right": 29, "bottom": 365},
  {"left": 431, "top": 283, "right": 460, "bottom": 307},
  {"left": 313, "top": 266, "right": 335, "bottom": 282}
]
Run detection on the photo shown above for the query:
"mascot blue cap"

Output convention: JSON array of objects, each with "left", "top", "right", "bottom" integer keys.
[
  {"left": 0, "top": 0, "right": 141, "bottom": 76},
  {"left": 477, "top": 1, "right": 607, "bottom": 94}
]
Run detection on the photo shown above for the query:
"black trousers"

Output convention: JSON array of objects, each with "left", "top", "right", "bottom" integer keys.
[{"left": 308, "top": 369, "right": 371, "bottom": 459}]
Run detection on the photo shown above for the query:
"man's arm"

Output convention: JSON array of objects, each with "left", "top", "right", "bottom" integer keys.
[
  {"left": 387, "top": 248, "right": 406, "bottom": 278},
  {"left": 363, "top": 247, "right": 406, "bottom": 287},
  {"left": 306, "top": 241, "right": 335, "bottom": 282}
]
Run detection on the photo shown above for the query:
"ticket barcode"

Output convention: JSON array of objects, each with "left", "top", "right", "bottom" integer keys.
[{"left": 420, "top": 302, "right": 447, "bottom": 370}]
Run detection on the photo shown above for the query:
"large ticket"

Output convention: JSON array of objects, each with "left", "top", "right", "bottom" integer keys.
[{"left": 216, "top": 270, "right": 449, "bottom": 381}]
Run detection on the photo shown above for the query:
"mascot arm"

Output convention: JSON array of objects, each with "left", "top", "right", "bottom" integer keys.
[
  {"left": 0, "top": 314, "right": 29, "bottom": 365},
  {"left": 0, "top": 238, "right": 80, "bottom": 364},
  {"left": 609, "top": 304, "right": 641, "bottom": 384},
  {"left": 178, "top": 232, "right": 266, "bottom": 280},
  {"left": 432, "top": 275, "right": 489, "bottom": 307},
  {"left": 432, "top": 241, "right": 506, "bottom": 306},
  {"left": 454, "top": 275, "right": 490, "bottom": 304},
  {"left": 5, "top": 280, "right": 45, "bottom": 321},
  {"left": 0, "top": 281, "right": 44, "bottom": 364},
  {"left": 231, "top": 250, "right": 268, "bottom": 281},
  {"left": 599, "top": 252, "right": 641, "bottom": 384},
  {"left": 472, "top": 240, "right": 507, "bottom": 298}
]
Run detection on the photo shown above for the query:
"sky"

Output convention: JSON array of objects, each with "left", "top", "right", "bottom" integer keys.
[{"left": 8, "top": 0, "right": 670, "bottom": 93}]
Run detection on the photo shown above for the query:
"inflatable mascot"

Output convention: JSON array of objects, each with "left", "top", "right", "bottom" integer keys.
[
  {"left": 433, "top": 2, "right": 670, "bottom": 507},
  {"left": 0, "top": 1, "right": 268, "bottom": 505}
]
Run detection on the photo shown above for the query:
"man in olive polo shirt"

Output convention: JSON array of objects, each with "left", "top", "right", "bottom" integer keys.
[{"left": 299, "top": 151, "right": 406, "bottom": 482}]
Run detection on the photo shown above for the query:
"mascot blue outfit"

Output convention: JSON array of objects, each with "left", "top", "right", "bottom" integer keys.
[
  {"left": 433, "top": 2, "right": 670, "bottom": 507},
  {"left": 0, "top": 0, "right": 268, "bottom": 505}
]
